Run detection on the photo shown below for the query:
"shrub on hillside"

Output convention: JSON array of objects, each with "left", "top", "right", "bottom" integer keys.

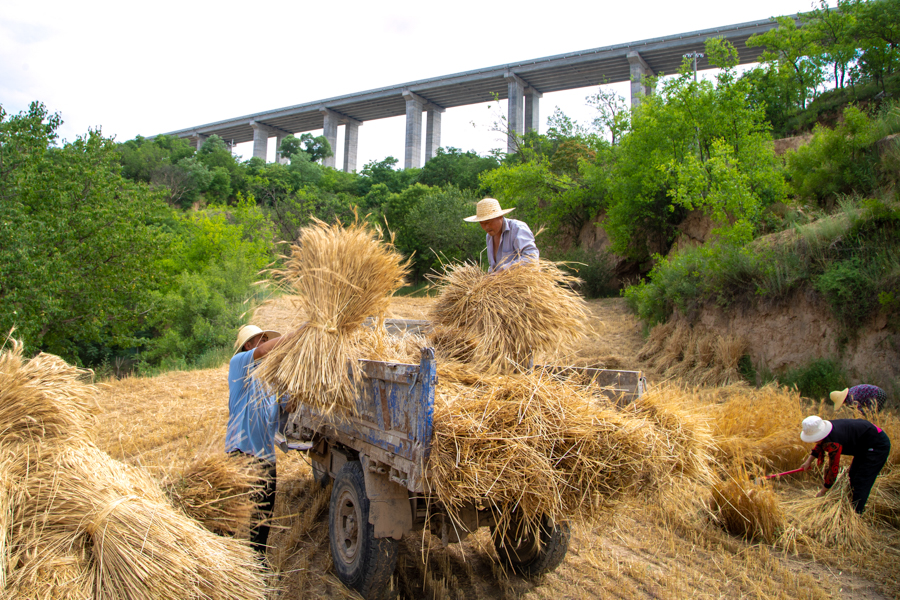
[
  {"left": 786, "top": 106, "right": 881, "bottom": 207},
  {"left": 778, "top": 358, "right": 849, "bottom": 402}
]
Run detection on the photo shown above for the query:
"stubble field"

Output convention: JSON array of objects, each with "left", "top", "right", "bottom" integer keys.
[{"left": 94, "top": 296, "right": 900, "bottom": 600}]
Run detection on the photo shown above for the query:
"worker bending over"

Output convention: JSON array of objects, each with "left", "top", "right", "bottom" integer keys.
[{"left": 798, "top": 416, "right": 891, "bottom": 514}]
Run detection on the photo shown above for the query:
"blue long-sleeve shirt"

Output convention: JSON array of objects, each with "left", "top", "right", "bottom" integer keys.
[
  {"left": 225, "top": 349, "right": 287, "bottom": 463},
  {"left": 486, "top": 218, "right": 539, "bottom": 272}
]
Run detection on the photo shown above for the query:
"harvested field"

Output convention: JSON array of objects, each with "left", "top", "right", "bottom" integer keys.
[{"left": 78, "top": 296, "right": 900, "bottom": 599}]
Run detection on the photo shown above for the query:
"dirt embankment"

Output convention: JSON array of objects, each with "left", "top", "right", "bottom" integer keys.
[{"left": 695, "top": 290, "right": 900, "bottom": 395}]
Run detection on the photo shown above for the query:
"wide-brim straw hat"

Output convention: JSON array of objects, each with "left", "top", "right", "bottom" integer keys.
[
  {"left": 463, "top": 197, "right": 515, "bottom": 222},
  {"left": 800, "top": 415, "right": 833, "bottom": 443},
  {"left": 830, "top": 388, "right": 849, "bottom": 411},
  {"left": 234, "top": 325, "right": 281, "bottom": 355}
]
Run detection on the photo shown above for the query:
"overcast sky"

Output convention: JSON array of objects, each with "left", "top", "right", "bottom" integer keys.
[{"left": 2, "top": 0, "right": 820, "bottom": 168}]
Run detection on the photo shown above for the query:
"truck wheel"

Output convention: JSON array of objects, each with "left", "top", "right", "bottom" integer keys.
[
  {"left": 329, "top": 461, "right": 398, "bottom": 599},
  {"left": 311, "top": 458, "right": 331, "bottom": 488},
  {"left": 493, "top": 515, "right": 570, "bottom": 577}
]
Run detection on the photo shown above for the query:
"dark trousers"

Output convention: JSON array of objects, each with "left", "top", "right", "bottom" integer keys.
[
  {"left": 230, "top": 452, "right": 277, "bottom": 554},
  {"left": 848, "top": 431, "right": 891, "bottom": 514}
]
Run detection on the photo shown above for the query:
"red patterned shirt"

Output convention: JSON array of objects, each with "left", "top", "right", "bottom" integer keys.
[{"left": 811, "top": 441, "right": 842, "bottom": 488}]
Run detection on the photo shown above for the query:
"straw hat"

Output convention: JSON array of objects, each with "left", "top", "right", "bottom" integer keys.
[
  {"left": 234, "top": 325, "right": 281, "bottom": 355},
  {"left": 830, "top": 388, "right": 849, "bottom": 411},
  {"left": 463, "top": 198, "right": 515, "bottom": 223},
  {"left": 800, "top": 415, "right": 833, "bottom": 443}
]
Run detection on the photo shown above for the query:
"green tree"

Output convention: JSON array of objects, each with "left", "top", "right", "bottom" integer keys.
[
  {"left": 0, "top": 102, "right": 171, "bottom": 360},
  {"left": 605, "top": 38, "right": 784, "bottom": 259},
  {"left": 409, "top": 187, "right": 487, "bottom": 275},
  {"left": 748, "top": 15, "right": 826, "bottom": 110},
  {"left": 299, "top": 133, "right": 333, "bottom": 163},
  {"left": 416, "top": 147, "right": 499, "bottom": 191},
  {"left": 849, "top": 0, "right": 900, "bottom": 90}
]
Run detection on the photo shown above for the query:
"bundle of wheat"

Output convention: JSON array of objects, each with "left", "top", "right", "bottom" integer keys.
[
  {"left": 5, "top": 443, "right": 267, "bottom": 600},
  {"left": 3, "top": 536, "right": 95, "bottom": 600},
  {"left": 710, "top": 467, "right": 784, "bottom": 543},
  {"left": 349, "top": 324, "right": 427, "bottom": 366},
  {"left": 0, "top": 339, "right": 98, "bottom": 447},
  {"left": 628, "top": 385, "right": 717, "bottom": 486},
  {"left": 164, "top": 452, "right": 266, "bottom": 538},
  {"left": 255, "top": 219, "right": 410, "bottom": 414},
  {"left": 637, "top": 324, "right": 748, "bottom": 387},
  {"left": 783, "top": 472, "right": 874, "bottom": 552},
  {"left": 635, "top": 321, "right": 676, "bottom": 364},
  {"left": 868, "top": 466, "right": 900, "bottom": 527},
  {"left": 429, "top": 371, "right": 660, "bottom": 533},
  {"left": 428, "top": 261, "right": 587, "bottom": 374},
  {"left": 0, "top": 459, "right": 12, "bottom": 591},
  {"left": 707, "top": 383, "right": 810, "bottom": 473}
]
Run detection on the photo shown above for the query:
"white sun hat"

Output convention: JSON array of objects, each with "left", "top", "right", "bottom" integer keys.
[
  {"left": 463, "top": 197, "right": 515, "bottom": 223},
  {"left": 234, "top": 325, "right": 281, "bottom": 355},
  {"left": 800, "top": 415, "right": 833, "bottom": 443},
  {"left": 830, "top": 388, "right": 850, "bottom": 411}
]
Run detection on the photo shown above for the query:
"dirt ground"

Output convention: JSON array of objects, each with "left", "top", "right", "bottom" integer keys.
[{"left": 95, "top": 296, "right": 900, "bottom": 600}]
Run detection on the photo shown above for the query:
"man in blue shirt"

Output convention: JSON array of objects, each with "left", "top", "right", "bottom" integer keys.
[
  {"left": 464, "top": 198, "right": 539, "bottom": 272},
  {"left": 226, "top": 323, "right": 301, "bottom": 555}
]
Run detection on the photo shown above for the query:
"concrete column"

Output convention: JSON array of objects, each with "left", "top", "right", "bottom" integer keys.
[
  {"left": 190, "top": 133, "right": 208, "bottom": 151},
  {"left": 627, "top": 51, "right": 655, "bottom": 107},
  {"left": 275, "top": 132, "right": 290, "bottom": 164},
  {"left": 250, "top": 121, "right": 272, "bottom": 161},
  {"left": 402, "top": 90, "right": 425, "bottom": 169},
  {"left": 320, "top": 108, "right": 339, "bottom": 169},
  {"left": 525, "top": 87, "right": 542, "bottom": 134},
  {"left": 505, "top": 72, "right": 525, "bottom": 153},
  {"left": 425, "top": 106, "right": 444, "bottom": 163},
  {"left": 343, "top": 120, "right": 360, "bottom": 173}
]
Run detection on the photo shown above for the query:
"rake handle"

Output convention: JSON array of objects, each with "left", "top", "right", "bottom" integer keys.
[{"left": 761, "top": 466, "right": 808, "bottom": 480}]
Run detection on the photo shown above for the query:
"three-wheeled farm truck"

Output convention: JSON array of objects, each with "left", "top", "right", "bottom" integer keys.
[{"left": 277, "top": 319, "right": 645, "bottom": 599}]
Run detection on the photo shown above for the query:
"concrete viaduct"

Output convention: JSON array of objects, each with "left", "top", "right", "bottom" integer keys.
[{"left": 159, "top": 15, "right": 788, "bottom": 172}]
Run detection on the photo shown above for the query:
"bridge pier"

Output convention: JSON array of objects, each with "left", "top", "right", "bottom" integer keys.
[
  {"left": 627, "top": 51, "right": 656, "bottom": 107},
  {"left": 403, "top": 91, "right": 425, "bottom": 169},
  {"left": 505, "top": 73, "right": 526, "bottom": 153},
  {"left": 320, "top": 108, "right": 340, "bottom": 169},
  {"left": 425, "top": 105, "right": 444, "bottom": 163},
  {"left": 250, "top": 121, "right": 274, "bottom": 160},
  {"left": 275, "top": 132, "right": 290, "bottom": 164},
  {"left": 343, "top": 119, "right": 360, "bottom": 173},
  {"left": 525, "top": 87, "right": 542, "bottom": 134},
  {"left": 190, "top": 133, "right": 209, "bottom": 151}
]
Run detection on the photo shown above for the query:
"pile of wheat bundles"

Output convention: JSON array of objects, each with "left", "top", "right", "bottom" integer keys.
[{"left": 428, "top": 261, "right": 587, "bottom": 374}]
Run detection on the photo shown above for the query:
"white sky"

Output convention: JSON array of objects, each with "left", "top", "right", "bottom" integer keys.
[{"left": 1, "top": 0, "right": 820, "bottom": 168}]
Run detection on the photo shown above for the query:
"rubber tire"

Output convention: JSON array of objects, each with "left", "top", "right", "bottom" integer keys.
[
  {"left": 311, "top": 458, "right": 331, "bottom": 489},
  {"left": 329, "top": 461, "right": 398, "bottom": 599},
  {"left": 493, "top": 515, "right": 570, "bottom": 577}
]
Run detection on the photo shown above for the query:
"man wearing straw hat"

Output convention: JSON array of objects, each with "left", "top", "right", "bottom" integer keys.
[
  {"left": 797, "top": 415, "right": 891, "bottom": 514},
  {"left": 226, "top": 324, "right": 300, "bottom": 556},
  {"left": 464, "top": 197, "right": 539, "bottom": 272},
  {"left": 830, "top": 384, "right": 888, "bottom": 413}
]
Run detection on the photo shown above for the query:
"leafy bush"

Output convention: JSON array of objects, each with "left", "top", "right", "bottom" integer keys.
[
  {"left": 0, "top": 103, "right": 172, "bottom": 361},
  {"left": 785, "top": 106, "right": 880, "bottom": 207},
  {"left": 624, "top": 198, "right": 900, "bottom": 334},
  {"left": 814, "top": 256, "right": 880, "bottom": 332},
  {"left": 552, "top": 247, "right": 618, "bottom": 299},
  {"left": 140, "top": 198, "right": 276, "bottom": 369},
  {"left": 778, "top": 358, "right": 849, "bottom": 402}
]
